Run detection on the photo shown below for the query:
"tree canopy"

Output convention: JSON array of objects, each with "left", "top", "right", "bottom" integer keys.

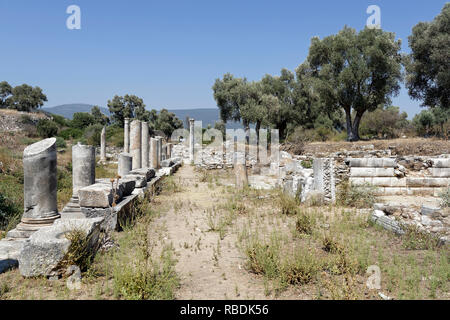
[
  {"left": 107, "top": 94, "right": 146, "bottom": 127},
  {"left": 306, "top": 26, "right": 403, "bottom": 141},
  {"left": 0, "top": 82, "right": 47, "bottom": 112},
  {"left": 405, "top": 3, "right": 450, "bottom": 110}
]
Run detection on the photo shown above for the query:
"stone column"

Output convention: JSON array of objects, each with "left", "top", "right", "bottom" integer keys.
[
  {"left": 189, "top": 118, "right": 195, "bottom": 162},
  {"left": 234, "top": 151, "right": 248, "bottom": 190},
  {"left": 141, "top": 122, "right": 149, "bottom": 168},
  {"left": 130, "top": 120, "right": 142, "bottom": 170},
  {"left": 118, "top": 153, "right": 133, "bottom": 177},
  {"left": 150, "top": 137, "right": 160, "bottom": 169},
  {"left": 161, "top": 144, "right": 167, "bottom": 161},
  {"left": 312, "top": 158, "right": 336, "bottom": 203},
  {"left": 7, "top": 138, "right": 60, "bottom": 239},
  {"left": 124, "top": 118, "right": 130, "bottom": 153},
  {"left": 100, "top": 126, "right": 106, "bottom": 161},
  {"left": 157, "top": 136, "right": 163, "bottom": 163},
  {"left": 166, "top": 143, "right": 172, "bottom": 159},
  {"left": 61, "top": 143, "right": 96, "bottom": 218}
]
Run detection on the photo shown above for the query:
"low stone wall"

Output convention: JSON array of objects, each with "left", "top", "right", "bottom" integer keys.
[{"left": 349, "top": 157, "right": 450, "bottom": 196}]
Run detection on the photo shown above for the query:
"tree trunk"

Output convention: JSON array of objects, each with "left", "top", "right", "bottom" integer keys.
[
  {"left": 351, "top": 111, "right": 364, "bottom": 142},
  {"left": 345, "top": 109, "right": 354, "bottom": 141}
]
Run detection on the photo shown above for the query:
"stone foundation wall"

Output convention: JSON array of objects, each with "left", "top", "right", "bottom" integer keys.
[{"left": 348, "top": 157, "right": 450, "bottom": 196}]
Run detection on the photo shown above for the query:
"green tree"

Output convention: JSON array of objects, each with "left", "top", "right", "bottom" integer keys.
[
  {"left": 0, "top": 81, "right": 12, "bottom": 108},
  {"left": 359, "top": 106, "right": 409, "bottom": 139},
  {"left": 107, "top": 94, "right": 146, "bottom": 127},
  {"left": 413, "top": 110, "right": 435, "bottom": 136},
  {"left": 71, "top": 112, "right": 95, "bottom": 130},
  {"left": 91, "top": 106, "right": 109, "bottom": 125},
  {"left": 212, "top": 73, "right": 248, "bottom": 125},
  {"left": 8, "top": 84, "right": 47, "bottom": 112},
  {"left": 431, "top": 107, "right": 450, "bottom": 137},
  {"left": 154, "top": 109, "right": 183, "bottom": 138},
  {"left": 37, "top": 119, "right": 58, "bottom": 138},
  {"left": 405, "top": 3, "right": 450, "bottom": 110},
  {"left": 306, "top": 26, "right": 403, "bottom": 141}
]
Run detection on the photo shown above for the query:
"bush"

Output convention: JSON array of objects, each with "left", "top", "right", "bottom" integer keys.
[
  {"left": 295, "top": 211, "right": 313, "bottom": 235},
  {"left": 84, "top": 124, "right": 103, "bottom": 146},
  {"left": 0, "top": 192, "right": 21, "bottom": 231},
  {"left": 106, "top": 125, "right": 124, "bottom": 147},
  {"left": 55, "top": 137, "right": 66, "bottom": 149},
  {"left": 439, "top": 188, "right": 450, "bottom": 207},
  {"left": 58, "top": 128, "right": 83, "bottom": 140},
  {"left": 52, "top": 114, "right": 69, "bottom": 127},
  {"left": 71, "top": 112, "right": 95, "bottom": 130},
  {"left": 278, "top": 191, "right": 300, "bottom": 215},
  {"left": 337, "top": 181, "right": 378, "bottom": 208},
  {"left": 36, "top": 119, "right": 58, "bottom": 138}
]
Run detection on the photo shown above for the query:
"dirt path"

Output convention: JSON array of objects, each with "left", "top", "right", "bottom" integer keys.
[{"left": 151, "top": 165, "right": 269, "bottom": 299}]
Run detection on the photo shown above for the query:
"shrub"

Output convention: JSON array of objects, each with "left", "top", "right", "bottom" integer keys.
[
  {"left": 55, "top": 137, "right": 66, "bottom": 149},
  {"left": 71, "top": 112, "right": 95, "bottom": 130},
  {"left": 58, "top": 128, "right": 83, "bottom": 140},
  {"left": 337, "top": 181, "right": 378, "bottom": 208},
  {"left": 106, "top": 125, "right": 124, "bottom": 147},
  {"left": 402, "top": 225, "right": 439, "bottom": 250},
  {"left": 36, "top": 119, "right": 58, "bottom": 138},
  {"left": 295, "top": 211, "right": 313, "bottom": 235},
  {"left": 439, "top": 188, "right": 450, "bottom": 208},
  {"left": 83, "top": 124, "right": 103, "bottom": 146},
  {"left": 278, "top": 191, "right": 300, "bottom": 215},
  {"left": 52, "top": 114, "right": 69, "bottom": 127},
  {"left": 0, "top": 192, "right": 21, "bottom": 230}
]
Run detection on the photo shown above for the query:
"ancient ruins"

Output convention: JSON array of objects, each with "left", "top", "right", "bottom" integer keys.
[{"left": 0, "top": 119, "right": 449, "bottom": 279}]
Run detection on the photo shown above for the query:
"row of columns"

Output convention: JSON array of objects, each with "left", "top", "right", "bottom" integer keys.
[{"left": 120, "top": 118, "right": 172, "bottom": 176}]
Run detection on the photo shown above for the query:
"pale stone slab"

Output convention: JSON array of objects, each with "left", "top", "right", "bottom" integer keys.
[
  {"left": 18, "top": 218, "right": 103, "bottom": 277},
  {"left": 350, "top": 167, "right": 395, "bottom": 177},
  {"left": 348, "top": 158, "right": 396, "bottom": 168},
  {"left": 78, "top": 183, "right": 115, "bottom": 208},
  {"left": 431, "top": 158, "right": 450, "bottom": 168},
  {"left": 430, "top": 168, "right": 450, "bottom": 177}
]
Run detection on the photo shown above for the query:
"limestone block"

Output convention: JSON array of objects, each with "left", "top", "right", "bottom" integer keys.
[
  {"left": 431, "top": 158, "right": 450, "bottom": 168},
  {"left": 406, "top": 187, "right": 436, "bottom": 196},
  {"left": 370, "top": 212, "right": 405, "bottom": 235},
  {"left": 78, "top": 184, "right": 115, "bottom": 208},
  {"left": 18, "top": 218, "right": 103, "bottom": 277},
  {"left": 123, "top": 174, "right": 147, "bottom": 188},
  {"left": 421, "top": 205, "right": 441, "bottom": 217},
  {"left": 350, "top": 167, "right": 395, "bottom": 177},
  {"left": 348, "top": 158, "right": 396, "bottom": 168},
  {"left": 0, "top": 240, "right": 25, "bottom": 273},
  {"left": 430, "top": 168, "right": 450, "bottom": 177},
  {"left": 129, "top": 168, "right": 156, "bottom": 181},
  {"left": 161, "top": 159, "right": 175, "bottom": 168},
  {"left": 406, "top": 177, "right": 449, "bottom": 187},
  {"left": 383, "top": 187, "right": 408, "bottom": 195}
]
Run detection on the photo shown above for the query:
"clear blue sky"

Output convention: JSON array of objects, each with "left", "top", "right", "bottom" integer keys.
[{"left": 0, "top": 0, "right": 447, "bottom": 117}]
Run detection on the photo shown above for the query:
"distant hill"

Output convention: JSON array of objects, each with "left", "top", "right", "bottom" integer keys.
[{"left": 43, "top": 104, "right": 110, "bottom": 119}]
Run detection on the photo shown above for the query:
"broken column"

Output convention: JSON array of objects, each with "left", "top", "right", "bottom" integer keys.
[
  {"left": 118, "top": 153, "right": 133, "bottom": 177},
  {"left": 189, "top": 118, "right": 195, "bottom": 162},
  {"left": 100, "top": 126, "right": 106, "bottom": 161},
  {"left": 234, "top": 151, "right": 248, "bottom": 190},
  {"left": 155, "top": 136, "right": 163, "bottom": 163},
  {"left": 167, "top": 143, "right": 172, "bottom": 159},
  {"left": 124, "top": 118, "right": 130, "bottom": 153},
  {"left": 7, "top": 138, "right": 60, "bottom": 239},
  {"left": 312, "top": 158, "right": 336, "bottom": 203},
  {"left": 130, "top": 120, "right": 142, "bottom": 170},
  {"left": 150, "top": 137, "right": 160, "bottom": 169},
  {"left": 61, "top": 143, "right": 96, "bottom": 218},
  {"left": 141, "top": 121, "right": 149, "bottom": 168}
]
